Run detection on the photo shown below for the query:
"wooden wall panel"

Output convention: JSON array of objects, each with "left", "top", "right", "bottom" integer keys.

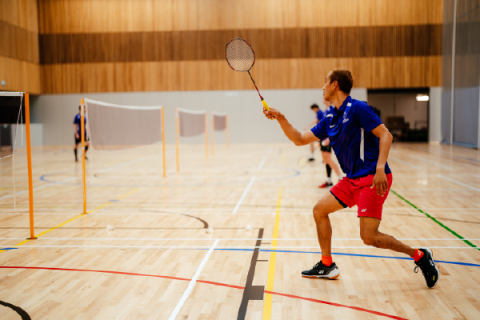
[
  {"left": 0, "top": 0, "right": 39, "bottom": 32},
  {"left": 39, "top": 25, "right": 442, "bottom": 64},
  {"left": 38, "top": 0, "right": 443, "bottom": 34},
  {"left": 0, "top": 56, "right": 41, "bottom": 93},
  {"left": 35, "top": 0, "right": 443, "bottom": 92},
  {"left": 41, "top": 56, "right": 441, "bottom": 94},
  {"left": 0, "top": 20, "right": 39, "bottom": 63},
  {"left": 0, "top": 0, "right": 40, "bottom": 93}
]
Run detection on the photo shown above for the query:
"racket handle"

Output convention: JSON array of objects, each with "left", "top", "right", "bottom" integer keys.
[
  {"left": 261, "top": 99, "right": 275, "bottom": 120},
  {"left": 261, "top": 99, "right": 270, "bottom": 111}
]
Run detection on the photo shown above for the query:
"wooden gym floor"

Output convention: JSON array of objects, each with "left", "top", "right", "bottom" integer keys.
[{"left": 1, "top": 143, "right": 480, "bottom": 319}]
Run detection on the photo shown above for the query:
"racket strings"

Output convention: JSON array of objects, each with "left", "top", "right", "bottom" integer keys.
[{"left": 225, "top": 39, "right": 255, "bottom": 72}]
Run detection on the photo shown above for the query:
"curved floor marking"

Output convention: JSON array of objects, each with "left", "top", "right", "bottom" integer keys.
[
  {"left": 0, "top": 266, "right": 406, "bottom": 320},
  {"left": 0, "top": 300, "right": 31, "bottom": 320},
  {"left": 39, "top": 167, "right": 300, "bottom": 188}
]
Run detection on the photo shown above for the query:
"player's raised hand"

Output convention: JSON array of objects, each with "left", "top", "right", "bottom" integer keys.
[{"left": 263, "top": 107, "right": 281, "bottom": 120}]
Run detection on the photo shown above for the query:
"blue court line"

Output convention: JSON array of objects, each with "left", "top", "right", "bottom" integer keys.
[
  {"left": 213, "top": 248, "right": 480, "bottom": 268},
  {"left": 0, "top": 248, "right": 18, "bottom": 251}
]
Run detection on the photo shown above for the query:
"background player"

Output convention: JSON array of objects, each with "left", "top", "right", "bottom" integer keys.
[
  {"left": 304, "top": 104, "right": 323, "bottom": 161},
  {"left": 73, "top": 105, "right": 89, "bottom": 161},
  {"left": 263, "top": 69, "right": 439, "bottom": 288},
  {"left": 318, "top": 99, "right": 342, "bottom": 188}
]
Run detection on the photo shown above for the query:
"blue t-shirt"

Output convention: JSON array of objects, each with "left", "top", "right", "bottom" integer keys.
[
  {"left": 311, "top": 96, "right": 391, "bottom": 179},
  {"left": 316, "top": 110, "right": 324, "bottom": 122},
  {"left": 324, "top": 106, "right": 335, "bottom": 117},
  {"left": 73, "top": 114, "right": 87, "bottom": 136}
]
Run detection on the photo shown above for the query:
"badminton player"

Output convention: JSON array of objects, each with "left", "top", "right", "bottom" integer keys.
[
  {"left": 263, "top": 69, "right": 439, "bottom": 288},
  {"left": 73, "top": 106, "right": 89, "bottom": 161},
  {"left": 304, "top": 104, "right": 323, "bottom": 161}
]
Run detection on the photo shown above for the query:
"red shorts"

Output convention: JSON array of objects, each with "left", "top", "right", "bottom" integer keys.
[{"left": 330, "top": 173, "right": 393, "bottom": 220}]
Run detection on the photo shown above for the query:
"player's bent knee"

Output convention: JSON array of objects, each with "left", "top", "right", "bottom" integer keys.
[
  {"left": 313, "top": 204, "right": 329, "bottom": 222},
  {"left": 360, "top": 232, "right": 377, "bottom": 247}
]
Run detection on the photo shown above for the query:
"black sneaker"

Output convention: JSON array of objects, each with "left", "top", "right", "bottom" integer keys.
[
  {"left": 302, "top": 261, "right": 340, "bottom": 279},
  {"left": 414, "top": 248, "right": 439, "bottom": 288}
]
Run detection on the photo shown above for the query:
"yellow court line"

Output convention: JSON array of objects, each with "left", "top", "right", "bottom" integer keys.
[
  {"left": 263, "top": 187, "right": 282, "bottom": 320},
  {"left": 0, "top": 188, "right": 139, "bottom": 252}
]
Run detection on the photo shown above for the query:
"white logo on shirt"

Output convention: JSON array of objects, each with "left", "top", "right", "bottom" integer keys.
[
  {"left": 361, "top": 209, "right": 367, "bottom": 212},
  {"left": 343, "top": 118, "right": 349, "bottom": 123},
  {"left": 330, "top": 124, "right": 336, "bottom": 128}
]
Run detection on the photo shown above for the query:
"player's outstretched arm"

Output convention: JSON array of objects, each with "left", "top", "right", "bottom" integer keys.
[{"left": 263, "top": 107, "right": 318, "bottom": 146}]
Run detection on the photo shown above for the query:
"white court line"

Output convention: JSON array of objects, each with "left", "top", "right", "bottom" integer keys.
[
  {"left": 408, "top": 155, "right": 453, "bottom": 170},
  {"left": 3, "top": 211, "right": 480, "bottom": 215},
  {"left": 388, "top": 156, "right": 423, "bottom": 170},
  {"left": 438, "top": 175, "right": 480, "bottom": 192},
  {"left": 0, "top": 245, "right": 476, "bottom": 249},
  {"left": 267, "top": 147, "right": 272, "bottom": 155},
  {"left": 168, "top": 239, "right": 219, "bottom": 320},
  {"left": 1, "top": 237, "right": 479, "bottom": 241},
  {"left": 231, "top": 176, "right": 256, "bottom": 214},
  {"left": 257, "top": 156, "right": 268, "bottom": 171}
]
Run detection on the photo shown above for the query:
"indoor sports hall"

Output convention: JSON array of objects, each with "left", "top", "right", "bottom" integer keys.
[{"left": 1, "top": 1, "right": 479, "bottom": 319}]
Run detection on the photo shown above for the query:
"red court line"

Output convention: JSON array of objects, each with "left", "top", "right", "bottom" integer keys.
[{"left": 0, "top": 266, "right": 407, "bottom": 320}]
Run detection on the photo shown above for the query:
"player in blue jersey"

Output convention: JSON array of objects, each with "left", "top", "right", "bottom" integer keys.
[
  {"left": 73, "top": 106, "right": 89, "bottom": 161},
  {"left": 263, "top": 69, "right": 438, "bottom": 288},
  {"left": 304, "top": 104, "right": 323, "bottom": 161},
  {"left": 305, "top": 102, "right": 342, "bottom": 187}
]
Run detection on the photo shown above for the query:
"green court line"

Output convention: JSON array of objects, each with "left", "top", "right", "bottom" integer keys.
[{"left": 391, "top": 190, "right": 480, "bottom": 251}]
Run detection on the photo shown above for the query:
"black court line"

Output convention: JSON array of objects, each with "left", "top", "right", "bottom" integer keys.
[
  {"left": 237, "top": 228, "right": 265, "bottom": 320},
  {"left": 0, "top": 300, "right": 31, "bottom": 320}
]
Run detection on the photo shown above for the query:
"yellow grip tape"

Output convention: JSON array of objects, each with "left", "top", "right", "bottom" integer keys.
[{"left": 261, "top": 99, "right": 270, "bottom": 111}]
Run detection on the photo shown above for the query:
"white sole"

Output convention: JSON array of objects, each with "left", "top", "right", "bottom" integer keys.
[{"left": 302, "top": 268, "right": 340, "bottom": 279}]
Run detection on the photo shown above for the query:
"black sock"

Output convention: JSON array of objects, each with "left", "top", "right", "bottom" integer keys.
[
  {"left": 74, "top": 148, "right": 77, "bottom": 159},
  {"left": 326, "top": 164, "right": 332, "bottom": 177},
  {"left": 85, "top": 145, "right": 89, "bottom": 152}
]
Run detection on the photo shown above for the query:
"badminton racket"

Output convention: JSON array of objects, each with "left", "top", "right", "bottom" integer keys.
[{"left": 225, "top": 38, "right": 272, "bottom": 114}]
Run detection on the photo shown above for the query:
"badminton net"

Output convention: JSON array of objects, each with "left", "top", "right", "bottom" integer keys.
[
  {"left": 177, "top": 108, "right": 206, "bottom": 137},
  {"left": 0, "top": 92, "right": 25, "bottom": 214},
  {"left": 0, "top": 92, "right": 23, "bottom": 159},
  {"left": 85, "top": 99, "right": 163, "bottom": 150},
  {"left": 213, "top": 112, "right": 227, "bottom": 131}
]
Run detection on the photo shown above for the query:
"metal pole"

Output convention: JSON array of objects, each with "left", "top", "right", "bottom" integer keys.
[
  {"left": 450, "top": 0, "right": 457, "bottom": 144},
  {"left": 162, "top": 107, "right": 166, "bottom": 177},
  {"left": 81, "top": 99, "right": 86, "bottom": 214},
  {"left": 25, "top": 93, "right": 36, "bottom": 240}
]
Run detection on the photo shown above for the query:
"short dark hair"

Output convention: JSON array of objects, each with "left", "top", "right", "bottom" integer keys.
[
  {"left": 329, "top": 69, "right": 354, "bottom": 94},
  {"left": 79, "top": 106, "right": 81, "bottom": 110},
  {"left": 310, "top": 104, "right": 319, "bottom": 110}
]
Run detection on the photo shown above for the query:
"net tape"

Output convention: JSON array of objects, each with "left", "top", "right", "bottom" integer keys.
[
  {"left": 84, "top": 98, "right": 163, "bottom": 150},
  {"left": 225, "top": 38, "right": 255, "bottom": 72},
  {"left": 178, "top": 108, "right": 206, "bottom": 137}
]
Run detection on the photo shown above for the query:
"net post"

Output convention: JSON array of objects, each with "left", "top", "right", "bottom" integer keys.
[
  {"left": 81, "top": 99, "right": 87, "bottom": 214},
  {"left": 226, "top": 115, "right": 229, "bottom": 148},
  {"left": 176, "top": 108, "right": 180, "bottom": 172},
  {"left": 161, "top": 107, "right": 166, "bottom": 178},
  {"left": 211, "top": 116, "right": 214, "bottom": 156},
  {"left": 25, "top": 93, "right": 36, "bottom": 240},
  {"left": 205, "top": 113, "right": 208, "bottom": 159}
]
